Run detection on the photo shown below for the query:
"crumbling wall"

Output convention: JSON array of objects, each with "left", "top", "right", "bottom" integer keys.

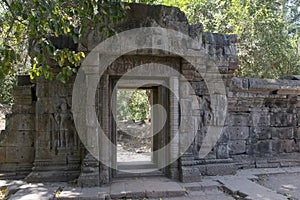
[
  {"left": 180, "top": 51, "right": 300, "bottom": 180},
  {"left": 227, "top": 78, "right": 300, "bottom": 167},
  {"left": 24, "top": 76, "right": 84, "bottom": 182},
  {"left": 0, "top": 3, "right": 299, "bottom": 184},
  {"left": 0, "top": 76, "right": 35, "bottom": 178}
]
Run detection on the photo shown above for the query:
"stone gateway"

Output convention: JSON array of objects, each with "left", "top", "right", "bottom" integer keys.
[{"left": 0, "top": 3, "right": 300, "bottom": 187}]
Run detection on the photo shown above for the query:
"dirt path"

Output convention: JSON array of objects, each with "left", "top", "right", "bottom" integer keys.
[{"left": 117, "top": 120, "right": 152, "bottom": 162}]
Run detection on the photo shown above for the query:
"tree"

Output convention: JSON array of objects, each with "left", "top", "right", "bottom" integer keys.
[
  {"left": 0, "top": 0, "right": 126, "bottom": 103},
  {"left": 1, "top": 0, "right": 299, "bottom": 104},
  {"left": 117, "top": 89, "right": 150, "bottom": 121},
  {"left": 188, "top": 0, "right": 300, "bottom": 78},
  {"left": 147, "top": 0, "right": 300, "bottom": 78}
]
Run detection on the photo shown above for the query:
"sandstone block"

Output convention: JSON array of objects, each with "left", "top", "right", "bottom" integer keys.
[
  {"left": 270, "top": 112, "right": 294, "bottom": 127},
  {"left": 272, "top": 127, "right": 294, "bottom": 139},
  {"left": 251, "top": 127, "right": 272, "bottom": 140},
  {"left": 228, "top": 113, "right": 249, "bottom": 126},
  {"left": 250, "top": 111, "right": 270, "bottom": 127},
  {"left": 11, "top": 114, "right": 34, "bottom": 131},
  {"left": 257, "top": 140, "right": 272, "bottom": 154},
  {"left": 216, "top": 144, "right": 229, "bottom": 159},
  {"left": 279, "top": 140, "right": 297, "bottom": 153},
  {"left": 226, "top": 127, "right": 249, "bottom": 140},
  {"left": 206, "top": 163, "right": 237, "bottom": 176},
  {"left": 228, "top": 140, "right": 246, "bottom": 155}
]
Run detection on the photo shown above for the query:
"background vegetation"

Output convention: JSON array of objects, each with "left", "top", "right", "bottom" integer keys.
[
  {"left": 117, "top": 90, "right": 150, "bottom": 122},
  {"left": 130, "top": 0, "right": 300, "bottom": 78},
  {"left": 0, "top": 0, "right": 299, "bottom": 104}
]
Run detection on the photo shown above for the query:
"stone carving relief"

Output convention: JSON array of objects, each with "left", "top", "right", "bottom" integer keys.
[
  {"left": 192, "top": 96, "right": 212, "bottom": 156},
  {"left": 49, "top": 100, "right": 79, "bottom": 154}
]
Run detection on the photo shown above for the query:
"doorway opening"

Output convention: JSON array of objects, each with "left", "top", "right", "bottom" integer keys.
[
  {"left": 116, "top": 89, "right": 152, "bottom": 164},
  {"left": 112, "top": 81, "right": 168, "bottom": 176}
]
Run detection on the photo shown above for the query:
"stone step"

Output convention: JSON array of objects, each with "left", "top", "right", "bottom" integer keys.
[
  {"left": 0, "top": 172, "right": 28, "bottom": 180},
  {"left": 109, "top": 178, "right": 184, "bottom": 199},
  {"left": 58, "top": 178, "right": 186, "bottom": 200},
  {"left": 217, "top": 176, "right": 288, "bottom": 200},
  {"left": 180, "top": 178, "right": 220, "bottom": 192},
  {"left": 115, "top": 169, "right": 164, "bottom": 178},
  {"left": 117, "top": 161, "right": 158, "bottom": 170}
]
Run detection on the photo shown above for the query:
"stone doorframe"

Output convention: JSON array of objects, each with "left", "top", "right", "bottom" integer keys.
[{"left": 98, "top": 74, "right": 180, "bottom": 184}]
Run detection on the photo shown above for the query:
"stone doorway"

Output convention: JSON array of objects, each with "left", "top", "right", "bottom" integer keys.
[{"left": 111, "top": 78, "right": 169, "bottom": 177}]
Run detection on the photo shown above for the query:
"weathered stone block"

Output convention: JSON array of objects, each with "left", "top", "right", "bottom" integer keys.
[
  {"left": 296, "top": 127, "right": 300, "bottom": 139},
  {"left": 206, "top": 163, "right": 237, "bottom": 176},
  {"left": 36, "top": 115, "right": 50, "bottom": 132},
  {"left": 251, "top": 127, "right": 272, "bottom": 140},
  {"left": 36, "top": 81, "right": 49, "bottom": 97},
  {"left": 271, "top": 140, "right": 280, "bottom": 153},
  {"left": 230, "top": 78, "right": 249, "bottom": 91},
  {"left": 256, "top": 160, "right": 280, "bottom": 168},
  {"left": 35, "top": 147, "right": 54, "bottom": 159},
  {"left": 13, "top": 86, "right": 32, "bottom": 97},
  {"left": 232, "top": 155, "right": 255, "bottom": 169},
  {"left": 228, "top": 113, "right": 250, "bottom": 126},
  {"left": 228, "top": 140, "right": 246, "bottom": 155},
  {"left": 12, "top": 105, "right": 35, "bottom": 114},
  {"left": 0, "top": 147, "right": 6, "bottom": 162},
  {"left": 216, "top": 144, "right": 229, "bottom": 159},
  {"left": 180, "top": 166, "right": 203, "bottom": 182},
  {"left": 49, "top": 82, "right": 68, "bottom": 97},
  {"left": 257, "top": 140, "right": 272, "bottom": 154},
  {"left": 272, "top": 127, "right": 294, "bottom": 139},
  {"left": 18, "top": 147, "right": 35, "bottom": 162},
  {"left": 218, "top": 130, "right": 229, "bottom": 143},
  {"left": 279, "top": 140, "right": 297, "bottom": 153},
  {"left": 11, "top": 114, "right": 34, "bottom": 131},
  {"left": 280, "top": 161, "right": 300, "bottom": 167},
  {"left": 226, "top": 127, "right": 249, "bottom": 140},
  {"left": 14, "top": 98, "right": 33, "bottom": 105},
  {"left": 250, "top": 111, "right": 270, "bottom": 127},
  {"left": 16, "top": 131, "right": 34, "bottom": 147},
  {"left": 35, "top": 99, "right": 54, "bottom": 114},
  {"left": 190, "top": 82, "right": 209, "bottom": 95},
  {"left": 270, "top": 112, "right": 294, "bottom": 127}
]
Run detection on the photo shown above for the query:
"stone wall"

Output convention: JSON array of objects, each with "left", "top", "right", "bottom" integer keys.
[
  {"left": 180, "top": 74, "right": 300, "bottom": 181},
  {"left": 25, "top": 76, "right": 84, "bottom": 182},
  {"left": 228, "top": 78, "right": 300, "bottom": 167},
  {"left": 0, "top": 3, "right": 299, "bottom": 185},
  {"left": 0, "top": 76, "right": 35, "bottom": 178}
]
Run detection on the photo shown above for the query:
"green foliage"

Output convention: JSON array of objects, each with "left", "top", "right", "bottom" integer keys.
[
  {"left": 0, "top": 0, "right": 125, "bottom": 83},
  {"left": 1, "top": 0, "right": 299, "bottom": 106},
  {"left": 117, "top": 90, "right": 150, "bottom": 121},
  {"left": 0, "top": 0, "right": 126, "bottom": 103},
  {"left": 0, "top": 74, "right": 15, "bottom": 104},
  {"left": 189, "top": 0, "right": 300, "bottom": 78},
  {"left": 150, "top": 0, "right": 300, "bottom": 78}
]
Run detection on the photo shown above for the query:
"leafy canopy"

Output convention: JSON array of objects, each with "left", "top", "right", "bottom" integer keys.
[
  {"left": 0, "top": 0, "right": 125, "bottom": 83},
  {"left": 117, "top": 89, "right": 150, "bottom": 121},
  {"left": 130, "top": 0, "right": 300, "bottom": 78},
  {"left": 1, "top": 0, "right": 300, "bottom": 103},
  {"left": 185, "top": 0, "right": 300, "bottom": 78}
]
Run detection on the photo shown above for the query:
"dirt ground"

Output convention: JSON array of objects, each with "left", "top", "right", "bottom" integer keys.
[{"left": 117, "top": 120, "right": 152, "bottom": 162}]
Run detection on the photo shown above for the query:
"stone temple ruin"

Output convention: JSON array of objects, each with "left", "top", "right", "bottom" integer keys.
[{"left": 0, "top": 3, "right": 300, "bottom": 186}]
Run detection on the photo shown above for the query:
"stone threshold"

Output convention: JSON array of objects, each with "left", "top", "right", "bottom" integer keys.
[{"left": 58, "top": 177, "right": 186, "bottom": 199}]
